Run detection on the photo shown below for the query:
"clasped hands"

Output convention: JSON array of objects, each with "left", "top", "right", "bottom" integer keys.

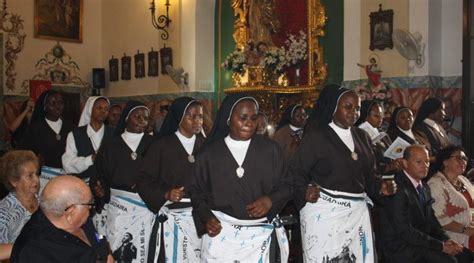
[
  {"left": 442, "top": 239, "right": 463, "bottom": 256},
  {"left": 165, "top": 187, "right": 185, "bottom": 202},
  {"left": 205, "top": 196, "right": 272, "bottom": 237}
]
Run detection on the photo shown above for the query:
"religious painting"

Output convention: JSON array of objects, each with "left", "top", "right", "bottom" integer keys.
[
  {"left": 109, "top": 56, "right": 119, "bottom": 82},
  {"left": 121, "top": 54, "right": 131, "bottom": 80},
  {"left": 369, "top": 4, "right": 394, "bottom": 51},
  {"left": 148, "top": 49, "right": 159, "bottom": 77},
  {"left": 134, "top": 51, "right": 145, "bottom": 78},
  {"left": 34, "top": 0, "right": 83, "bottom": 43},
  {"left": 160, "top": 47, "right": 173, "bottom": 75}
]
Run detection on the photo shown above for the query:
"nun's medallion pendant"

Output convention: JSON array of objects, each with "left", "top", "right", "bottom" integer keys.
[
  {"left": 55, "top": 134, "right": 61, "bottom": 141},
  {"left": 188, "top": 155, "right": 195, "bottom": 163},
  {"left": 236, "top": 167, "right": 245, "bottom": 178},
  {"left": 351, "top": 152, "right": 358, "bottom": 161},
  {"left": 131, "top": 152, "right": 138, "bottom": 160}
]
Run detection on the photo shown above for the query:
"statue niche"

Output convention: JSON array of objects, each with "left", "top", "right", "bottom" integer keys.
[
  {"left": 227, "top": 0, "right": 327, "bottom": 93},
  {"left": 226, "top": 0, "right": 327, "bottom": 125}
]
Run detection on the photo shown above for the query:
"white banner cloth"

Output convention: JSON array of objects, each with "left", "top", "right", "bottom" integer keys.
[
  {"left": 300, "top": 188, "right": 374, "bottom": 263},
  {"left": 106, "top": 189, "right": 157, "bottom": 263},
  {"left": 201, "top": 210, "right": 289, "bottom": 263}
]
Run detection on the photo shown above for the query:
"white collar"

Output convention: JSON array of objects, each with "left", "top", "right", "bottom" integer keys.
[
  {"left": 175, "top": 130, "right": 196, "bottom": 156},
  {"left": 403, "top": 170, "right": 422, "bottom": 190},
  {"left": 424, "top": 118, "right": 440, "bottom": 130},
  {"left": 121, "top": 131, "right": 144, "bottom": 152},
  {"left": 289, "top": 124, "right": 301, "bottom": 131},
  {"left": 87, "top": 123, "right": 104, "bottom": 136},
  {"left": 45, "top": 118, "right": 62, "bottom": 134},
  {"left": 175, "top": 130, "right": 196, "bottom": 143},
  {"left": 329, "top": 121, "right": 355, "bottom": 152},
  {"left": 329, "top": 121, "right": 351, "bottom": 136},
  {"left": 397, "top": 126, "right": 416, "bottom": 140},
  {"left": 225, "top": 135, "right": 251, "bottom": 148}
]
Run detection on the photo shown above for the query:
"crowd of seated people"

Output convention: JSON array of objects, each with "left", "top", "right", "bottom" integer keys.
[{"left": 0, "top": 86, "right": 473, "bottom": 262}]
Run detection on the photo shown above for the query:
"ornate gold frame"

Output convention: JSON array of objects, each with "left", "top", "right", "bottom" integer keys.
[{"left": 227, "top": 0, "right": 327, "bottom": 94}]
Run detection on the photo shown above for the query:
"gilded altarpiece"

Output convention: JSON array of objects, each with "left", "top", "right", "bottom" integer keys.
[{"left": 225, "top": 0, "right": 327, "bottom": 123}]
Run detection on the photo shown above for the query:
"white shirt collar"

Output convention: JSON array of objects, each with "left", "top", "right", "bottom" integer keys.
[
  {"left": 121, "top": 131, "right": 144, "bottom": 152},
  {"left": 289, "top": 124, "right": 301, "bottom": 131},
  {"left": 45, "top": 118, "right": 62, "bottom": 134},
  {"left": 224, "top": 135, "right": 251, "bottom": 166},
  {"left": 175, "top": 130, "right": 196, "bottom": 155},
  {"left": 397, "top": 126, "right": 416, "bottom": 140},
  {"left": 424, "top": 118, "right": 440, "bottom": 132},
  {"left": 403, "top": 170, "right": 423, "bottom": 190},
  {"left": 87, "top": 124, "right": 105, "bottom": 151},
  {"left": 329, "top": 121, "right": 355, "bottom": 152}
]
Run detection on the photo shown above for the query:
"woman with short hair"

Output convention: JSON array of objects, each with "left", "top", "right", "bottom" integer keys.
[{"left": 0, "top": 150, "right": 40, "bottom": 260}]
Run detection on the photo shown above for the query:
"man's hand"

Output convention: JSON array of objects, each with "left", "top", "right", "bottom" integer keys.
[
  {"left": 94, "top": 181, "right": 105, "bottom": 198},
  {"left": 305, "top": 184, "right": 320, "bottom": 203},
  {"left": 442, "top": 239, "right": 463, "bottom": 256},
  {"left": 380, "top": 179, "right": 397, "bottom": 196},
  {"left": 165, "top": 187, "right": 185, "bottom": 202},
  {"left": 246, "top": 196, "right": 272, "bottom": 218},
  {"left": 206, "top": 217, "right": 222, "bottom": 237}
]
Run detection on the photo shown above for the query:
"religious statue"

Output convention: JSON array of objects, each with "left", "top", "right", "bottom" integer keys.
[
  {"left": 248, "top": 0, "right": 280, "bottom": 47},
  {"left": 357, "top": 57, "right": 382, "bottom": 87}
]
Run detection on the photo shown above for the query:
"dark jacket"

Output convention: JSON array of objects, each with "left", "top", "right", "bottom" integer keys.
[{"left": 380, "top": 171, "right": 449, "bottom": 262}]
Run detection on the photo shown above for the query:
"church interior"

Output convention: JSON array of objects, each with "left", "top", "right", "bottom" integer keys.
[
  {"left": 2, "top": 1, "right": 474, "bottom": 262},
  {"left": 1, "top": 0, "right": 473, "bottom": 157}
]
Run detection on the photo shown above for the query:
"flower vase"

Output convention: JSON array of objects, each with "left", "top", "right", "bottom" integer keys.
[{"left": 294, "top": 66, "right": 301, "bottom": 86}]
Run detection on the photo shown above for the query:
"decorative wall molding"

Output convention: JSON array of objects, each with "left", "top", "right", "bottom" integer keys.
[
  {"left": 20, "top": 42, "right": 90, "bottom": 93},
  {"left": 0, "top": 3, "right": 26, "bottom": 92}
]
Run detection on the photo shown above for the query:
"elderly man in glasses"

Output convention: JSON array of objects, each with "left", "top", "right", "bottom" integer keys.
[{"left": 11, "top": 175, "right": 113, "bottom": 263}]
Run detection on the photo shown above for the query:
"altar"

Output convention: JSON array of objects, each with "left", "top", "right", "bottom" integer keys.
[{"left": 223, "top": 0, "right": 328, "bottom": 124}]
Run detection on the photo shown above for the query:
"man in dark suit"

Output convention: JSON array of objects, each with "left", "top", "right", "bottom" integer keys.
[{"left": 380, "top": 144, "right": 463, "bottom": 263}]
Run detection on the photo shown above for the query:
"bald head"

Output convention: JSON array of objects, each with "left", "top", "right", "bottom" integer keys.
[{"left": 40, "top": 175, "right": 91, "bottom": 218}]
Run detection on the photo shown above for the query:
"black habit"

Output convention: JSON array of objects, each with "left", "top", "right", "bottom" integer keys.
[
  {"left": 93, "top": 134, "right": 154, "bottom": 206},
  {"left": 289, "top": 125, "right": 384, "bottom": 210},
  {"left": 137, "top": 133, "right": 205, "bottom": 213},
  {"left": 190, "top": 135, "right": 291, "bottom": 236},
  {"left": 19, "top": 118, "right": 73, "bottom": 168}
]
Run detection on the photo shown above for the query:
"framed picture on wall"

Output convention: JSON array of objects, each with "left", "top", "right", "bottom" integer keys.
[
  {"left": 121, "top": 54, "right": 131, "bottom": 80},
  {"left": 148, "top": 48, "right": 159, "bottom": 77},
  {"left": 34, "top": 0, "right": 83, "bottom": 43},
  {"left": 369, "top": 4, "right": 393, "bottom": 51},
  {"left": 134, "top": 51, "right": 145, "bottom": 78},
  {"left": 109, "top": 56, "right": 119, "bottom": 82},
  {"left": 160, "top": 46, "right": 173, "bottom": 75}
]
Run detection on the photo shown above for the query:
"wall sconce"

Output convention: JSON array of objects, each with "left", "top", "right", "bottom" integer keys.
[{"left": 150, "top": 0, "right": 171, "bottom": 40}]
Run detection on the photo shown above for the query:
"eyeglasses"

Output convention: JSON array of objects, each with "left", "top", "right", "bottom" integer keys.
[
  {"left": 64, "top": 201, "right": 95, "bottom": 211},
  {"left": 450, "top": 155, "right": 469, "bottom": 162}
]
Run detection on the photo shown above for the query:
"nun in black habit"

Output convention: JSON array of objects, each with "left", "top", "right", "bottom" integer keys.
[
  {"left": 93, "top": 100, "right": 154, "bottom": 207},
  {"left": 137, "top": 97, "right": 205, "bottom": 262},
  {"left": 387, "top": 106, "right": 427, "bottom": 146},
  {"left": 189, "top": 94, "right": 291, "bottom": 262},
  {"left": 19, "top": 89, "right": 73, "bottom": 169},
  {"left": 288, "top": 84, "right": 397, "bottom": 262},
  {"left": 355, "top": 100, "right": 402, "bottom": 175},
  {"left": 273, "top": 104, "right": 307, "bottom": 161},
  {"left": 92, "top": 100, "right": 156, "bottom": 263}
]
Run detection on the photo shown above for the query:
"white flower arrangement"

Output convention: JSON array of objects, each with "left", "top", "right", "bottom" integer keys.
[
  {"left": 285, "top": 30, "right": 308, "bottom": 66},
  {"left": 262, "top": 46, "right": 288, "bottom": 73},
  {"left": 221, "top": 50, "right": 247, "bottom": 74}
]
